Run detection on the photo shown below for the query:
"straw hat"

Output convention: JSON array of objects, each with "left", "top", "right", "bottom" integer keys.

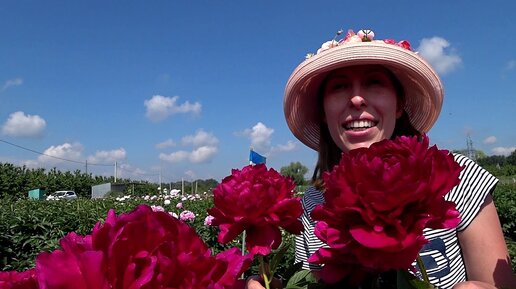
[{"left": 284, "top": 30, "right": 444, "bottom": 150}]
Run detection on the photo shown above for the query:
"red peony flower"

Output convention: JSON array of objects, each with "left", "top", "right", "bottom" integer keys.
[
  {"left": 208, "top": 164, "right": 303, "bottom": 255},
  {"left": 309, "top": 135, "right": 462, "bottom": 284},
  {"left": 35, "top": 204, "right": 251, "bottom": 289},
  {"left": 0, "top": 269, "right": 38, "bottom": 289}
]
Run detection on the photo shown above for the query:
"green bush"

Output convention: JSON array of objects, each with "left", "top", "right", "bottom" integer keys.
[{"left": 0, "top": 194, "right": 295, "bottom": 279}]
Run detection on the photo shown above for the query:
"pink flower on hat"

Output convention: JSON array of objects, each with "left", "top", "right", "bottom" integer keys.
[
  {"left": 357, "top": 29, "right": 375, "bottom": 41},
  {"left": 317, "top": 40, "right": 339, "bottom": 54},
  {"left": 307, "top": 29, "right": 413, "bottom": 59},
  {"left": 383, "top": 39, "right": 412, "bottom": 51}
]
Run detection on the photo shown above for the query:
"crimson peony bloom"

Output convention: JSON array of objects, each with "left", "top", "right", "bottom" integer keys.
[
  {"left": 35, "top": 204, "right": 251, "bottom": 289},
  {"left": 208, "top": 164, "right": 303, "bottom": 255},
  {"left": 0, "top": 269, "right": 38, "bottom": 289},
  {"left": 309, "top": 135, "right": 462, "bottom": 284}
]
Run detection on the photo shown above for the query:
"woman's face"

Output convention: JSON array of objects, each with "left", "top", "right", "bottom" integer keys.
[{"left": 323, "top": 65, "right": 402, "bottom": 153}]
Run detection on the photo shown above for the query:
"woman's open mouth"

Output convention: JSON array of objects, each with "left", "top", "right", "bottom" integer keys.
[{"left": 343, "top": 119, "right": 378, "bottom": 131}]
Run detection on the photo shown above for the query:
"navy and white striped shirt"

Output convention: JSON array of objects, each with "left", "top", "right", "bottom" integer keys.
[{"left": 295, "top": 154, "right": 498, "bottom": 289}]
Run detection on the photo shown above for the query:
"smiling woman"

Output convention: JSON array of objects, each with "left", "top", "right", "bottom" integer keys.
[{"left": 247, "top": 28, "right": 516, "bottom": 289}]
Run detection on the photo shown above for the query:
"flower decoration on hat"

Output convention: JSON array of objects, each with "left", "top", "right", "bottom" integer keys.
[{"left": 307, "top": 29, "right": 412, "bottom": 59}]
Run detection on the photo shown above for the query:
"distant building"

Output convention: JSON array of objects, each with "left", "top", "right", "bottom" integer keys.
[
  {"left": 28, "top": 188, "right": 46, "bottom": 200},
  {"left": 91, "top": 183, "right": 126, "bottom": 199}
]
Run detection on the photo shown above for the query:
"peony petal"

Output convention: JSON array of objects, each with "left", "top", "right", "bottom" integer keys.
[
  {"left": 218, "top": 223, "right": 246, "bottom": 244},
  {"left": 349, "top": 224, "right": 401, "bottom": 249},
  {"left": 0, "top": 269, "right": 38, "bottom": 289},
  {"left": 245, "top": 225, "right": 281, "bottom": 255},
  {"left": 214, "top": 248, "right": 253, "bottom": 287},
  {"left": 36, "top": 249, "right": 106, "bottom": 289}
]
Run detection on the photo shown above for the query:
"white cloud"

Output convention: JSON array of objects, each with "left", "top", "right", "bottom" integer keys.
[
  {"left": 144, "top": 95, "right": 201, "bottom": 122},
  {"left": 243, "top": 122, "right": 274, "bottom": 151},
  {"left": 1, "top": 78, "right": 23, "bottom": 91},
  {"left": 506, "top": 60, "right": 516, "bottom": 71},
  {"left": 2, "top": 111, "right": 46, "bottom": 138},
  {"left": 491, "top": 147, "right": 516, "bottom": 156},
  {"left": 483, "top": 136, "right": 497, "bottom": 145},
  {"left": 160, "top": 130, "right": 219, "bottom": 164},
  {"left": 159, "top": 146, "right": 217, "bottom": 164},
  {"left": 181, "top": 129, "right": 218, "bottom": 147},
  {"left": 270, "top": 140, "right": 297, "bottom": 153},
  {"left": 117, "top": 163, "right": 151, "bottom": 179},
  {"left": 87, "top": 148, "right": 126, "bottom": 164},
  {"left": 417, "top": 37, "right": 461, "bottom": 75},
  {"left": 38, "top": 142, "right": 84, "bottom": 164},
  {"left": 159, "top": 151, "right": 190, "bottom": 163},
  {"left": 189, "top": 146, "right": 218, "bottom": 163},
  {"left": 156, "top": 138, "right": 176, "bottom": 149},
  {"left": 184, "top": 170, "right": 196, "bottom": 179}
]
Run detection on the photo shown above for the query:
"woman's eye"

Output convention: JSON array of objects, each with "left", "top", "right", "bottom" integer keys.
[
  {"left": 330, "top": 83, "right": 350, "bottom": 91},
  {"left": 366, "top": 78, "right": 384, "bottom": 87}
]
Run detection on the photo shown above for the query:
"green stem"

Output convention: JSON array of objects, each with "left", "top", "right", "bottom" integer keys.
[
  {"left": 416, "top": 254, "right": 430, "bottom": 283},
  {"left": 258, "top": 255, "right": 271, "bottom": 289}
]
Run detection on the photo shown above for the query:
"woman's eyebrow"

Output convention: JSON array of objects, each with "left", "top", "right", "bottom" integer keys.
[
  {"left": 326, "top": 73, "right": 350, "bottom": 81},
  {"left": 364, "top": 67, "right": 390, "bottom": 76}
]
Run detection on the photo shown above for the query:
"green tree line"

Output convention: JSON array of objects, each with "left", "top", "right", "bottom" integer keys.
[
  {"left": 0, "top": 163, "right": 222, "bottom": 199},
  {"left": 0, "top": 163, "right": 115, "bottom": 199}
]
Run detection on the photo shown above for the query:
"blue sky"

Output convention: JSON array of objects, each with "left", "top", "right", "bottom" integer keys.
[{"left": 1, "top": 1, "right": 515, "bottom": 183}]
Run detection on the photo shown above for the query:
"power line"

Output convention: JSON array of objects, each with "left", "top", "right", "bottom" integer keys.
[{"left": 0, "top": 138, "right": 113, "bottom": 166}]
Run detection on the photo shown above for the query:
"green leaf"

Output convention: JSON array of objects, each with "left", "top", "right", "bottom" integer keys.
[
  {"left": 397, "top": 270, "right": 435, "bottom": 289},
  {"left": 284, "top": 269, "right": 318, "bottom": 289}
]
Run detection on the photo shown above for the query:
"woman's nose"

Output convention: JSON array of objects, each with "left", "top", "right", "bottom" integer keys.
[{"left": 349, "top": 89, "right": 366, "bottom": 109}]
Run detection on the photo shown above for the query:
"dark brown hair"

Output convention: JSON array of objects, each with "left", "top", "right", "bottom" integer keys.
[{"left": 311, "top": 66, "right": 421, "bottom": 189}]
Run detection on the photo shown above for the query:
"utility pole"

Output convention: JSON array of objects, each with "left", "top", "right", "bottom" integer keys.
[
  {"left": 466, "top": 134, "right": 476, "bottom": 161},
  {"left": 159, "top": 164, "right": 162, "bottom": 194},
  {"left": 85, "top": 160, "right": 88, "bottom": 175},
  {"left": 114, "top": 162, "right": 117, "bottom": 183}
]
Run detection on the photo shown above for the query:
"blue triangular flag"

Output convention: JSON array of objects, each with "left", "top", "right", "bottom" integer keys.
[{"left": 249, "top": 149, "right": 266, "bottom": 165}]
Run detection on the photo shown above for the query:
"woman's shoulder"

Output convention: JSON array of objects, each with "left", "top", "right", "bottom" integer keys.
[
  {"left": 450, "top": 152, "right": 498, "bottom": 185},
  {"left": 451, "top": 152, "right": 478, "bottom": 166},
  {"left": 448, "top": 152, "right": 499, "bottom": 231},
  {"left": 300, "top": 186, "right": 325, "bottom": 212}
]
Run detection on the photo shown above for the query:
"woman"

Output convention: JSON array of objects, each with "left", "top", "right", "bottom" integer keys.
[{"left": 247, "top": 30, "right": 515, "bottom": 289}]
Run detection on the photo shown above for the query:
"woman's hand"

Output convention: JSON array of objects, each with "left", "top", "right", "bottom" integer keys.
[
  {"left": 452, "top": 281, "right": 498, "bottom": 289},
  {"left": 245, "top": 275, "right": 282, "bottom": 289}
]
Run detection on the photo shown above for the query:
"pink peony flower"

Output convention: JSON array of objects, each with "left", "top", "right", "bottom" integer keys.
[
  {"left": 176, "top": 202, "right": 183, "bottom": 209},
  {"left": 0, "top": 269, "right": 38, "bottom": 289},
  {"left": 309, "top": 135, "right": 462, "bottom": 284},
  {"left": 180, "top": 210, "right": 195, "bottom": 222},
  {"left": 34, "top": 205, "right": 251, "bottom": 289},
  {"left": 204, "top": 215, "right": 215, "bottom": 226},
  {"left": 150, "top": 205, "right": 164, "bottom": 212},
  {"left": 208, "top": 164, "right": 303, "bottom": 255}
]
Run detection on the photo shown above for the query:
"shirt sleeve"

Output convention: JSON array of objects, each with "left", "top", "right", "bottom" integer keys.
[{"left": 446, "top": 154, "right": 498, "bottom": 232}]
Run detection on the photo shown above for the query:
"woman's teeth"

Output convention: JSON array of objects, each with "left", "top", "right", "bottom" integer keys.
[{"left": 344, "top": 120, "right": 375, "bottom": 130}]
